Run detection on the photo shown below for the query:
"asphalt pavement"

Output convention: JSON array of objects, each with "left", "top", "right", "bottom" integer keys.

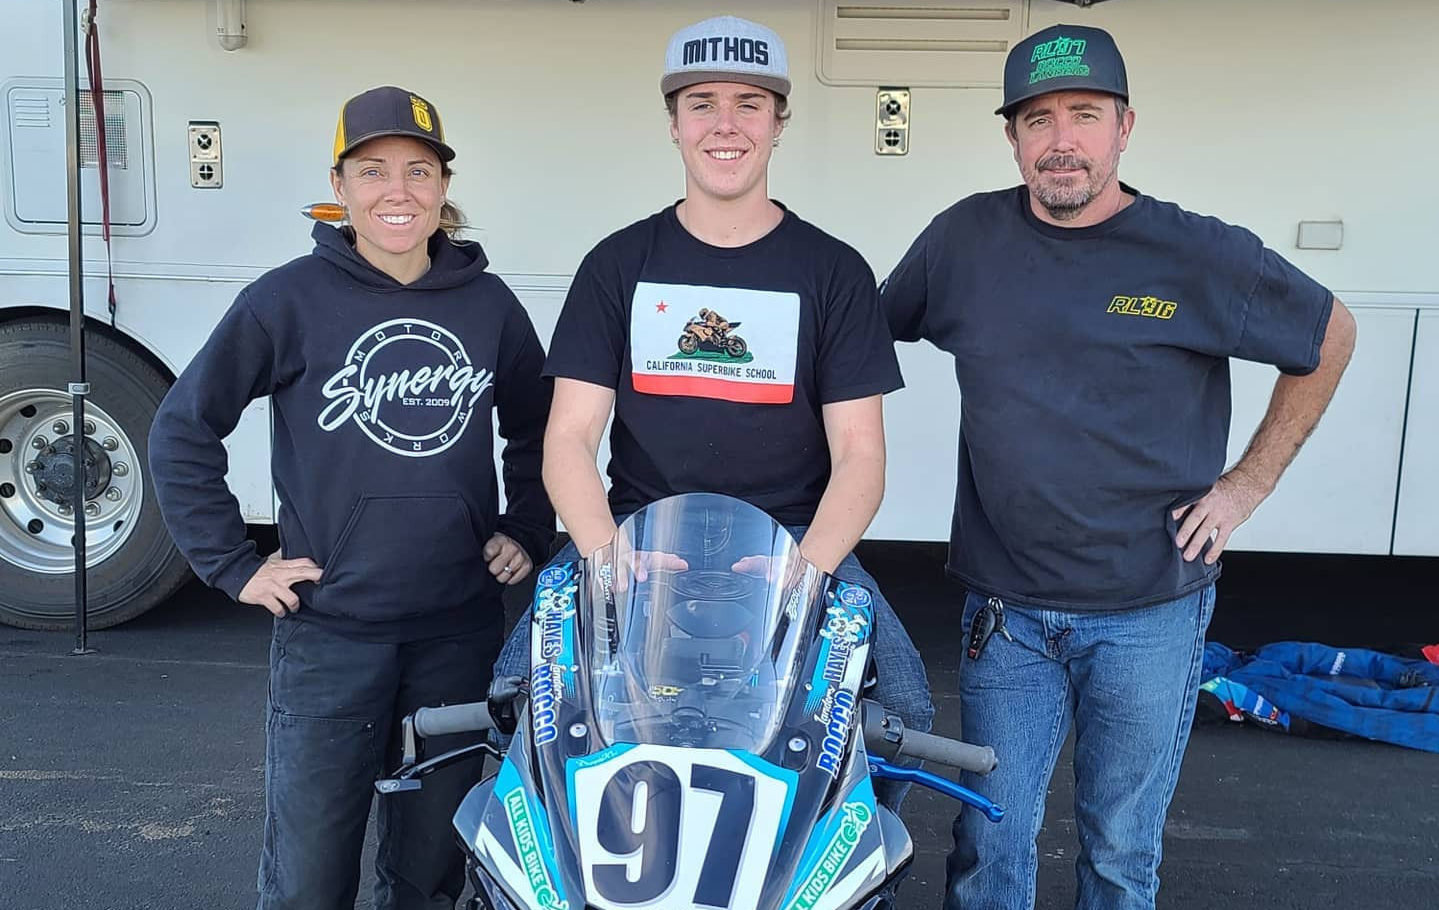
[{"left": 2, "top": 544, "right": 1436, "bottom": 909}]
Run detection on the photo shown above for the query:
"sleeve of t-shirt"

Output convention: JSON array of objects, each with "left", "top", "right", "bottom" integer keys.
[
  {"left": 817, "top": 247, "right": 905, "bottom": 403},
  {"left": 878, "top": 219, "right": 934, "bottom": 344},
  {"left": 1232, "top": 246, "right": 1335, "bottom": 376},
  {"left": 543, "top": 241, "right": 631, "bottom": 389}
]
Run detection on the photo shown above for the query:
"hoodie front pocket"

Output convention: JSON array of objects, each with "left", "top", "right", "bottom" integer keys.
[{"left": 313, "top": 493, "right": 487, "bottom": 622}]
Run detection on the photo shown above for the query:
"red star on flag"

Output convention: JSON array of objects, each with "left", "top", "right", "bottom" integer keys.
[{"left": 655, "top": 301, "right": 669, "bottom": 313}]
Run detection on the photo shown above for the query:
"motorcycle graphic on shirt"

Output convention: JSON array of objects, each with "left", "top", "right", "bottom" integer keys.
[
  {"left": 677, "top": 308, "right": 749, "bottom": 359},
  {"left": 631, "top": 282, "right": 799, "bottom": 405}
]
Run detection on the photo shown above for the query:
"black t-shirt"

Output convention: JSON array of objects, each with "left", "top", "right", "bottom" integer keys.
[
  {"left": 880, "top": 186, "right": 1334, "bottom": 610},
  {"left": 545, "top": 203, "right": 903, "bottom": 525}
]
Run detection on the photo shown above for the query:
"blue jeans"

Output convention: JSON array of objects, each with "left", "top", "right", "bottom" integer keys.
[
  {"left": 944, "top": 585, "right": 1216, "bottom": 910},
  {"left": 494, "top": 527, "right": 935, "bottom": 810},
  {"left": 259, "top": 617, "right": 500, "bottom": 910}
]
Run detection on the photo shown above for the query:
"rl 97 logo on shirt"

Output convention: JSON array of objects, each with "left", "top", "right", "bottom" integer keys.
[
  {"left": 630, "top": 282, "right": 800, "bottom": 405},
  {"left": 572, "top": 745, "right": 794, "bottom": 909}
]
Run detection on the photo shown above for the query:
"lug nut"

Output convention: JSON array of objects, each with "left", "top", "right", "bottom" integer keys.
[
  {"left": 113, "top": 462, "right": 129, "bottom": 477},
  {"left": 25, "top": 461, "right": 41, "bottom": 473},
  {"left": 32, "top": 435, "right": 48, "bottom": 449},
  {"left": 84, "top": 502, "right": 101, "bottom": 517},
  {"left": 102, "top": 437, "right": 119, "bottom": 451},
  {"left": 83, "top": 420, "right": 95, "bottom": 435},
  {"left": 105, "top": 487, "right": 122, "bottom": 502},
  {"left": 52, "top": 420, "right": 69, "bottom": 435},
  {"left": 57, "top": 502, "right": 72, "bottom": 516}
]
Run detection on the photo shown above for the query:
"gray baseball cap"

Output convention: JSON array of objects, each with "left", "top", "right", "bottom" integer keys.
[{"left": 661, "top": 16, "right": 790, "bottom": 98}]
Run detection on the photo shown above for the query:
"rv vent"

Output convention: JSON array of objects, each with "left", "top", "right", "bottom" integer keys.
[
  {"left": 10, "top": 96, "right": 49, "bottom": 129},
  {"left": 817, "top": 0, "right": 1029, "bottom": 88},
  {"left": 79, "top": 91, "right": 127, "bottom": 169}
]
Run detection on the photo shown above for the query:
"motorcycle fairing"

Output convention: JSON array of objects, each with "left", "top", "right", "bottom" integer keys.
[{"left": 461, "top": 496, "right": 910, "bottom": 910}]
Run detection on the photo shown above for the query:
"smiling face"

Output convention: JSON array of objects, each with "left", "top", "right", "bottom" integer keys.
[
  {"left": 1007, "top": 90, "right": 1134, "bottom": 224},
  {"left": 329, "top": 134, "right": 450, "bottom": 279},
  {"left": 669, "top": 82, "right": 785, "bottom": 206}
]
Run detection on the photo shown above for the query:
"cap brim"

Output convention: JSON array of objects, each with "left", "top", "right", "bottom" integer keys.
[
  {"left": 661, "top": 71, "right": 790, "bottom": 98},
  {"left": 336, "top": 130, "right": 457, "bottom": 163},
  {"left": 995, "top": 83, "right": 1127, "bottom": 117}
]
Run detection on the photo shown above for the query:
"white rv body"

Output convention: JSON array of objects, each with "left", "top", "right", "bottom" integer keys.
[{"left": 1, "top": 0, "right": 1434, "bottom": 625}]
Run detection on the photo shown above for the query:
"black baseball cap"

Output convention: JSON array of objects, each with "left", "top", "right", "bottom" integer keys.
[
  {"left": 996, "top": 24, "right": 1128, "bottom": 117},
  {"left": 332, "top": 85, "right": 455, "bottom": 166}
]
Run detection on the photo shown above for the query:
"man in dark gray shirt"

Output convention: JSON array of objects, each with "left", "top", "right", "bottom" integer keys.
[{"left": 879, "top": 23, "right": 1355, "bottom": 910}]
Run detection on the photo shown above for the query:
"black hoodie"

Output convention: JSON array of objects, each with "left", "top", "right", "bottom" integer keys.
[{"left": 150, "top": 223, "right": 554, "bottom": 642}]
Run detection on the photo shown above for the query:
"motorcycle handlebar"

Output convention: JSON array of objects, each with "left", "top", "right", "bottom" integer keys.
[
  {"left": 896, "top": 729, "right": 998, "bottom": 775},
  {"left": 412, "top": 702, "right": 495, "bottom": 738}
]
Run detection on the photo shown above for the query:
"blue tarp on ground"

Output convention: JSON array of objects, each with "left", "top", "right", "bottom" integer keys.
[{"left": 1203, "top": 642, "right": 1439, "bottom": 753}]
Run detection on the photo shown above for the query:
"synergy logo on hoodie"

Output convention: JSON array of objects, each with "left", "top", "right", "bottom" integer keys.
[{"left": 317, "top": 318, "right": 494, "bottom": 457}]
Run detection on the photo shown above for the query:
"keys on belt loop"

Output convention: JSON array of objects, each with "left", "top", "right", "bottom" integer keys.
[{"left": 966, "top": 596, "right": 1013, "bottom": 661}]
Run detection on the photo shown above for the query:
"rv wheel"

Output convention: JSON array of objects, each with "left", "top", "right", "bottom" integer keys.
[{"left": 0, "top": 319, "right": 190, "bottom": 630}]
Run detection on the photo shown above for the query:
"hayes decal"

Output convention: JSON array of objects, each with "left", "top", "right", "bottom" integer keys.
[
  {"left": 317, "top": 318, "right": 493, "bottom": 457},
  {"left": 806, "top": 593, "right": 872, "bottom": 713},
  {"left": 535, "top": 583, "right": 577, "bottom": 664}
]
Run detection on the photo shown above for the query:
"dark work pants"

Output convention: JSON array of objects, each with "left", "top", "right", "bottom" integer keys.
[{"left": 257, "top": 615, "right": 500, "bottom": 910}]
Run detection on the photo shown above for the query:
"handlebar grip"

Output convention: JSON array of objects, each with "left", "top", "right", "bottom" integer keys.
[
  {"left": 897, "top": 729, "right": 998, "bottom": 775},
  {"left": 412, "top": 702, "right": 495, "bottom": 738}
]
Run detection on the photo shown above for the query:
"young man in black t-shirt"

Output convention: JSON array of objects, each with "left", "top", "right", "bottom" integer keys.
[
  {"left": 879, "top": 24, "right": 1356, "bottom": 910},
  {"left": 494, "top": 16, "right": 933, "bottom": 810}
]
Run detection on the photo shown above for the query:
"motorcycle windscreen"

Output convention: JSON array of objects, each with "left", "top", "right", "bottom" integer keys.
[{"left": 587, "top": 492, "right": 828, "bottom": 754}]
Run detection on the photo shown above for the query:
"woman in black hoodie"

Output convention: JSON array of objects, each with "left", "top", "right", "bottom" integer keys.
[{"left": 148, "top": 86, "right": 554, "bottom": 910}]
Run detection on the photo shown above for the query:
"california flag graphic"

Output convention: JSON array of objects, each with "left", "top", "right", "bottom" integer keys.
[{"left": 630, "top": 281, "right": 800, "bottom": 404}]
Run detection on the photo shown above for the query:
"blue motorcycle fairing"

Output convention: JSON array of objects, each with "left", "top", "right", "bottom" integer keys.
[{"left": 460, "top": 494, "right": 919, "bottom": 910}]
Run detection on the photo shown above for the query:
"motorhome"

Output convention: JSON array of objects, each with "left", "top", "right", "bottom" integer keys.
[{"left": 2, "top": 0, "right": 1434, "bottom": 629}]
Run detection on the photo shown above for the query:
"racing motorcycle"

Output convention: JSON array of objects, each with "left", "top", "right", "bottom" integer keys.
[
  {"left": 378, "top": 492, "right": 1003, "bottom": 910},
  {"left": 678, "top": 319, "right": 748, "bottom": 358}
]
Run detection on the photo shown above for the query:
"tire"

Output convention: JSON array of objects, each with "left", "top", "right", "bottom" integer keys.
[
  {"left": 725, "top": 336, "right": 747, "bottom": 359},
  {"left": 0, "top": 318, "right": 191, "bottom": 629},
  {"left": 678, "top": 333, "right": 699, "bottom": 355}
]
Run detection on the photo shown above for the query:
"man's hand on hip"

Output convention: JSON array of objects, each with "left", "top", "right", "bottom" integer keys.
[{"left": 1172, "top": 470, "right": 1268, "bottom": 565}]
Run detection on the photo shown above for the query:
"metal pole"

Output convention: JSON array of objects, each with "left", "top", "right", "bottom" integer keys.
[{"left": 63, "top": 0, "right": 94, "bottom": 655}]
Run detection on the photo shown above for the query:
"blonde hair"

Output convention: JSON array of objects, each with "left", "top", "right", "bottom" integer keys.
[{"left": 438, "top": 195, "right": 468, "bottom": 238}]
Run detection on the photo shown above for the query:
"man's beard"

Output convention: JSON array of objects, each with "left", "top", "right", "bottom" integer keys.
[{"left": 1027, "top": 153, "right": 1114, "bottom": 221}]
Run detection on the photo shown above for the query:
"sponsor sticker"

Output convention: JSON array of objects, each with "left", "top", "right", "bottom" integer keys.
[{"left": 784, "top": 802, "right": 874, "bottom": 910}]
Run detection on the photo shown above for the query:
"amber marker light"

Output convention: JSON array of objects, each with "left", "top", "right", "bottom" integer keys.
[{"left": 300, "top": 203, "right": 346, "bottom": 222}]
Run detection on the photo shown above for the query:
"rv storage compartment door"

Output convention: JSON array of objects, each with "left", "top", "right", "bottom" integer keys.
[{"left": 3, "top": 78, "right": 153, "bottom": 235}]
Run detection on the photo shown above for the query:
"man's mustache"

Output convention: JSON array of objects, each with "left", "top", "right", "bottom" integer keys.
[{"left": 1038, "top": 155, "right": 1089, "bottom": 173}]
